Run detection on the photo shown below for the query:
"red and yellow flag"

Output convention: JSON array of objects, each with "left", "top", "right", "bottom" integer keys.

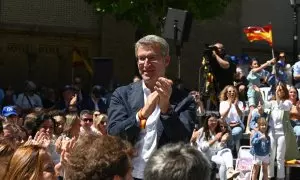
[
  {"left": 72, "top": 48, "right": 93, "bottom": 75},
  {"left": 243, "top": 24, "right": 273, "bottom": 46}
]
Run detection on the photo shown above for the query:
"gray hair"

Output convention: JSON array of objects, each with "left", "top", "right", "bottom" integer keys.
[
  {"left": 135, "top": 35, "right": 169, "bottom": 57},
  {"left": 144, "top": 143, "right": 211, "bottom": 180},
  {"left": 80, "top": 109, "right": 92, "bottom": 119}
]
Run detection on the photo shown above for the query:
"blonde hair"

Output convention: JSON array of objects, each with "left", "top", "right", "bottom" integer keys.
[
  {"left": 219, "top": 85, "right": 237, "bottom": 101},
  {"left": 63, "top": 114, "right": 79, "bottom": 137},
  {"left": 4, "top": 145, "right": 47, "bottom": 180},
  {"left": 257, "top": 117, "right": 267, "bottom": 126},
  {"left": 93, "top": 114, "right": 108, "bottom": 128},
  {"left": 0, "top": 138, "right": 16, "bottom": 180}
]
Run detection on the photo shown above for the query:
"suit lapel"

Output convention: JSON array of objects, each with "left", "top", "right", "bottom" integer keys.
[{"left": 128, "top": 81, "right": 144, "bottom": 112}]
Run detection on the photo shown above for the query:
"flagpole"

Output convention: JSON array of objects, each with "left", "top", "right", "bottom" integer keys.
[
  {"left": 268, "top": 22, "right": 275, "bottom": 59},
  {"left": 269, "top": 22, "right": 277, "bottom": 77},
  {"left": 271, "top": 48, "right": 275, "bottom": 58}
]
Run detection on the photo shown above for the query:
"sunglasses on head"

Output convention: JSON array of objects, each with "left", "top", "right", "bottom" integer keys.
[{"left": 82, "top": 118, "right": 93, "bottom": 123}]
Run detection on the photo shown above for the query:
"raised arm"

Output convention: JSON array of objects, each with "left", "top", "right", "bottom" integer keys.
[
  {"left": 213, "top": 52, "right": 230, "bottom": 69},
  {"left": 251, "top": 58, "right": 275, "bottom": 73}
]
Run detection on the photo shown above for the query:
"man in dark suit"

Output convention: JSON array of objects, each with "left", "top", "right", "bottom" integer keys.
[
  {"left": 107, "top": 35, "right": 195, "bottom": 180},
  {"left": 81, "top": 85, "right": 108, "bottom": 113}
]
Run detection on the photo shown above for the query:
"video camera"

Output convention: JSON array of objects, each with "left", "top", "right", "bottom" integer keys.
[{"left": 203, "top": 44, "right": 218, "bottom": 57}]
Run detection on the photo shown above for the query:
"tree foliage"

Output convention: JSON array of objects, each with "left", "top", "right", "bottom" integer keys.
[{"left": 85, "top": 0, "right": 232, "bottom": 33}]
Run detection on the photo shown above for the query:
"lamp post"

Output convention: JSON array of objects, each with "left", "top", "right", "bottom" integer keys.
[{"left": 290, "top": 0, "right": 300, "bottom": 64}]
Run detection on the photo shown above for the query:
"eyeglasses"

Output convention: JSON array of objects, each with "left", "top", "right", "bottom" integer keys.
[
  {"left": 94, "top": 114, "right": 100, "bottom": 117},
  {"left": 82, "top": 118, "right": 93, "bottom": 123}
]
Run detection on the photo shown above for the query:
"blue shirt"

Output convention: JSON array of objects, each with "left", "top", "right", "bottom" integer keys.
[
  {"left": 250, "top": 131, "right": 270, "bottom": 156},
  {"left": 293, "top": 61, "right": 300, "bottom": 83},
  {"left": 249, "top": 110, "right": 268, "bottom": 130},
  {"left": 247, "top": 71, "right": 263, "bottom": 87}
]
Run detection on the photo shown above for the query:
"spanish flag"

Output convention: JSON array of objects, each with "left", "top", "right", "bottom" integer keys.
[
  {"left": 243, "top": 24, "right": 273, "bottom": 46},
  {"left": 72, "top": 47, "right": 93, "bottom": 76}
]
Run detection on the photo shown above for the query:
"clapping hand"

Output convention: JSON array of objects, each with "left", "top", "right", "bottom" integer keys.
[
  {"left": 140, "top": 91, "right": 159, "bottom": 118},
  {"left": 25, "top": 130, "right": 51, "bottom": 148},
  {"left": 60, "top": 137, "right": 76, "bottom": 165},
  {"left": 233, "top": 97, "right": 239, "bottom": 106},
  {"left": 190, "top": 129, "right": 201, "bottom": 143},
  {"left": 69, "top": 94, "right": 78, "bottom": 106},
  {"left": 215, "top": 132, "right": 223, "bottom": 141},
  {"left": 55, "top": 137, "right": 76, "bottom": 176},
  {"left": 154, "top": 77, "right": 173, "bottom": 113}
]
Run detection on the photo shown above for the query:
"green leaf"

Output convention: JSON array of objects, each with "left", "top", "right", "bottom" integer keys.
[{"left": 85, "top": 0, "right": 232, "bottom": 33}]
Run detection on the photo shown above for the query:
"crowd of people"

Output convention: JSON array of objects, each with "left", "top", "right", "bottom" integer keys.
[{"left": 0, "top": 34, "right": 300, "bottom": 180}]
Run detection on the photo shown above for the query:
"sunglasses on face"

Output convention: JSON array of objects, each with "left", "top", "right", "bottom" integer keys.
[
  {"left": 94, "top": 114, "right": 100, "bottom": 117},
  {"left": 82, "top": 118, "right": 93, "bottom": 123}
]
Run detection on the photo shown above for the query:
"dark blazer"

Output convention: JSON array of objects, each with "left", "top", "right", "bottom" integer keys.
[
  {"left": 81, "top": 96, "right": 108, "bottom": 114},
  {"left": 107, "top": 81, "right": 196, "bottom": 147}
]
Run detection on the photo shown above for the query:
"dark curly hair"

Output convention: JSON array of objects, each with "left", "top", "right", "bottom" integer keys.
[{"left": 64, "top": 134, "right": 133, "bottom": 180}]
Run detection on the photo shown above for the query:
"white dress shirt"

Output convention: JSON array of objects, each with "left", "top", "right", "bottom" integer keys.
[{"left": 132, "top": 81, "right": 161, "bottom": 179}]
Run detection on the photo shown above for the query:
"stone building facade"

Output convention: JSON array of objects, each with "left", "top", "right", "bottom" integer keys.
[
  {"left": 0, "top": 0, "right": 101, "bottom": 91},
  {"left": 0, "top": 0, "right": 296, "bottom": 91}
]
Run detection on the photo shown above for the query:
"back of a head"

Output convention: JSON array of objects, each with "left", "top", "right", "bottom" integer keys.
[
  {"left": 4, "top": 145, "right": 46, "bottom": 180},
  {"left": 65, "top": 134, "right": 133, "bottom": 180},
  {"left": 0, "top": 137, "right": 16, "bottom": 179},
  {"left": 144, "top": 143, "right": 211, "bottom": 180}
]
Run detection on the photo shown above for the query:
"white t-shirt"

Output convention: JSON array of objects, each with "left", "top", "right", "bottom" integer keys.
[{"left": 219, "top": 101, "right": 243, "bottom": 124}]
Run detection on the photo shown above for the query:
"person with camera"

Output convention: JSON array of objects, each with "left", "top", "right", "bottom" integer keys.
[{"left": 209, "top": 43, "right": 236, "bottom": 92}]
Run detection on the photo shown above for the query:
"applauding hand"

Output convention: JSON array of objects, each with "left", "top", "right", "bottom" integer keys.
[
  {"left": 25, "top": 130, "right": 51, "bottom": 148},
  {"left": 154, "top": 77, "right": 173, "bottom": 113},
  {"left": 140, "top": 91, "right": 159, "bottom": 119}
]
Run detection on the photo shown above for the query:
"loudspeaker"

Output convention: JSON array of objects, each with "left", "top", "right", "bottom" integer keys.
[
  {"left": 162, "top": 8, "right": 192, "bottom": 45},
  {"left": 92, "top": 57, "right": 113, "bottom": 89}
]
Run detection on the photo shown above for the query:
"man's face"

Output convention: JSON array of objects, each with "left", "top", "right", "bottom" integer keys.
[
  {"left": 136, "top": 45, "right": 170, "bottom": 85},
  {"left": 74, "top": 77, "right": 82, "bottom": 89},
  {"left": 214, "top": 43, "right": 225, "bottom": 56},
  {"left": 80, "top": 114, "right": 93, "bottom": 129}
]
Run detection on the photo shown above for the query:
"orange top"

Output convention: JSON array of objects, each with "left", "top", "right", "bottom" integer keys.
[{"left": 290, "top": 105, "right": 300, "bottom": 121}]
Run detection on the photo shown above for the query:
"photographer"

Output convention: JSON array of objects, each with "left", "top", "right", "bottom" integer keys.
[{"left": 207, "top": 43, "right": 236, "bottom": 92}]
